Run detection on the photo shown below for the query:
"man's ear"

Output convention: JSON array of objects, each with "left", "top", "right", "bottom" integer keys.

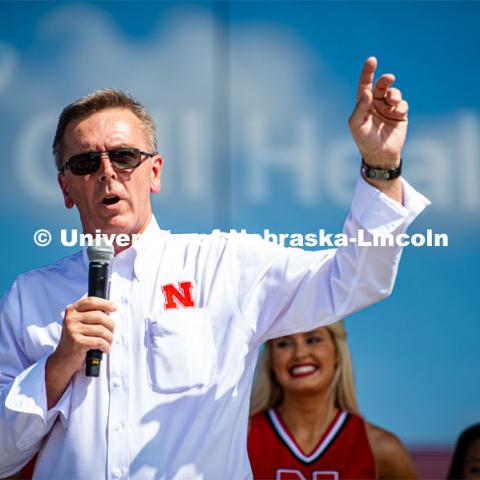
[
  {"left": 150, "top": 154, "right": 163, "bottom": 194},
  {"left": 57, "top": 173, "right": 75, "bottom": 209}
]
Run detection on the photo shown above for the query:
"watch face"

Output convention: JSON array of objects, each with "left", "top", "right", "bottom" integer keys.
[{"left": 361, "top": 162, "right": 400, "bottom": 180}]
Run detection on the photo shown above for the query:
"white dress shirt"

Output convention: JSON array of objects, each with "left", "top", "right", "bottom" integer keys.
[{"left": 0, "top": 177, "right": 429, "bottom": 479}]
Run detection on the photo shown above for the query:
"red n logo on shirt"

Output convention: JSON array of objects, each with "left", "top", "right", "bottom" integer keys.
[
  {"left": 276, "top": 470, "right": 339, "bottom": 480},
  {"left": 162, "top": 281, "right": 196, "bottom": 310}
]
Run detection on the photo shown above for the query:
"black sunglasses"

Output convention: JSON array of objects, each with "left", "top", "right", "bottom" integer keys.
[{"left": 61, "top": 148, "right": 156, "bottom": 175}]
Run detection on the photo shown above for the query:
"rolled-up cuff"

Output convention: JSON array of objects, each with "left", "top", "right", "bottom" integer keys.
[
  {"left": 350, "top": 175, "right": 431, "bottom": 234},
  {"left": 5, "top": 354, "right": 72, "bottom": 441}
]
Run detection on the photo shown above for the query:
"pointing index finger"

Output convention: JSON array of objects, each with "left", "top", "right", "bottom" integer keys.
[{"left": 356, "top": 56, "right": 377, "bottom": 102}]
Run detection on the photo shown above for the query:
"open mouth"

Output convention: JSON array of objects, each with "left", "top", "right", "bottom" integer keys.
[
  {"left": 102, "top": 195, "right": 121, "bottom": 206},
  {"left": 289, "top": 365, "right": 318, "bottom": 378}
]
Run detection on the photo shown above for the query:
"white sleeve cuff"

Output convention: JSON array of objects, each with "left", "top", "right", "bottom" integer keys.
[
  {"left": 350, "top": 175, "right": 431, "bottom": 234},
  {"left": 5, "top": 354, "right": 72, "bottom": 434}
]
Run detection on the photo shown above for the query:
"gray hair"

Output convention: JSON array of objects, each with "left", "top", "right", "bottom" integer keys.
[{"left": 53, "top": 88, "right": 157, "bottom": 171}]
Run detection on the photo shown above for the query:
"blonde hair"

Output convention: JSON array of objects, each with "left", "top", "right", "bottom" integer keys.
[{"left": 250, "top": 320, "right": 360, "bottom": 416}]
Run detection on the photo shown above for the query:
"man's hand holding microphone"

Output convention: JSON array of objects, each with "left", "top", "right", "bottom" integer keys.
[{"left": 46, "top": 242, "right": 115, "bottom": 409}]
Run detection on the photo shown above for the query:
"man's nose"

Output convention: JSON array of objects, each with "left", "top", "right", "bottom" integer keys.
[{"left": 98, "top": 153, "right": 117, "bottom": 181}]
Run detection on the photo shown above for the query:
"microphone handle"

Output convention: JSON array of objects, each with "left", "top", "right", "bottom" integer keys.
[{"left": 86, "top": 262, "right": 109, "bottom": 377}]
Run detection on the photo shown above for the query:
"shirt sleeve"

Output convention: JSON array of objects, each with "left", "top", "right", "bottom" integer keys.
[
  {"left": 229, "top": 176, "right": 430, "bottom": 344},
  {"left": 0, "top": 280, "right": 72, "bottom": 477}
]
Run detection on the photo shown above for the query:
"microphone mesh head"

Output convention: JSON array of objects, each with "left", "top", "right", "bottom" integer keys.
[{"left": 87, "top": 238, "right": 115, "bottom": 263}]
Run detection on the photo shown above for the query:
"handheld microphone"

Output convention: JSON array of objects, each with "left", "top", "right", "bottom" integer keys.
[{"left": 86, "top": 240, "right": 114, "bottom": 377}]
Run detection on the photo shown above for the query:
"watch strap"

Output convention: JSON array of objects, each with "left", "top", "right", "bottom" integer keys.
[{"left": 361, "top": 158, "right": 402, "bottom": 181}]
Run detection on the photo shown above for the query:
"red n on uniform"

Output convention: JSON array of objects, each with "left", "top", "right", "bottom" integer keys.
[
  {"left": 276, "top": 470, "right": 338, "bottom": 480},
  {"left": 162, "top": 281, "right": 195, "bottom": 309}
]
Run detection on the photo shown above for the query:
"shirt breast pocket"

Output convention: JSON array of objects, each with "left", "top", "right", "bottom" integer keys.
[{"left": 145, "top": 308, "right": 217, "bottom": 393}]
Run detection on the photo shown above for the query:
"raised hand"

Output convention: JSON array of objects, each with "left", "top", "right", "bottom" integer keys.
[{"left": 349, "top": 57, "right": 408, "bottom": 169}]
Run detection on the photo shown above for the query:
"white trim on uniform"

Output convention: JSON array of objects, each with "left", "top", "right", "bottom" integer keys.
[{"left": 267, "top": 409, "right": 348, "bottom": 464}]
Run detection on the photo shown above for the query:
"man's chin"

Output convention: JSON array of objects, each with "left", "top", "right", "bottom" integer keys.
[{"left": 86, "top": 215, "right": 136, "bottom": 236}]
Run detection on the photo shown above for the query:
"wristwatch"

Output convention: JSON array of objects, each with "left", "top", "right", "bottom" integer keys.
[{"left": 361, "top": 158, "right": 402, "bottom": 181}]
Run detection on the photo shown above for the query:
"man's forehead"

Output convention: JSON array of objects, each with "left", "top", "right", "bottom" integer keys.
[{"left": 64, "top": 108, "right": 144, "bottom": 150}]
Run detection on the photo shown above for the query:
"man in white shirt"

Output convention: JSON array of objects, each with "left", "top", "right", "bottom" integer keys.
[{"left": 0, "top": 57, "right": 429, "bottom": 479}]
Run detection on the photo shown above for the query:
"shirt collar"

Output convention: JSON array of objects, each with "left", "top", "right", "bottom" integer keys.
[
  {"left": 130, "top": 215, "right": 167, "bottom": 281},
  {"left": 80, "top": 215, "right": 167, "bottom": 281}
]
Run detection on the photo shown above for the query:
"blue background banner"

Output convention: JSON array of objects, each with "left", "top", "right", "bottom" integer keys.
[{"left": 1, "top": 1, "right": 479, "bottom": 447}]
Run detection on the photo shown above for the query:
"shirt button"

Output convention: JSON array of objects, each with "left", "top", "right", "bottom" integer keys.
[
  {"left": 114, "top": 423, "right": 124, "bottom": 432},
  {"left": 112, "top": 379, "right": 121, "bottom": 388},
  {"left": 112, "top": 467, "right": 122, "bottom": 478},
  {"left": 114, "top": 336, "right": 123, "bottom": 345},
  {"left": 121, "top": 295, "right": 129, "bottom": 304}
]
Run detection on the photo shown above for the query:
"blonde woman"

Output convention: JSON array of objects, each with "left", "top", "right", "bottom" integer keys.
[{"left": 248, "top": 322, "right": 418, "bottom": 479}]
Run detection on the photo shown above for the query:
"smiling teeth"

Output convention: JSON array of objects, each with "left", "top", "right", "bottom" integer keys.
[{"left": 291, "top": 365, "right": 316, "bottom": 375}]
